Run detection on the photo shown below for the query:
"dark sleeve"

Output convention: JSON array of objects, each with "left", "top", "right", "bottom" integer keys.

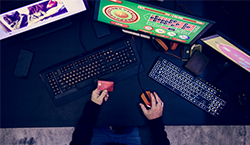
[
  {"left": 148, "top": 117, "right": 170, "bottom": 145},
  {"left": 70, "top": 101, "right": 101, "bottom": 145}
]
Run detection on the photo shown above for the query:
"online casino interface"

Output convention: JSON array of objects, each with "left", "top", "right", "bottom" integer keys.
[{"left": 95, "top": 0, "right": 211, "bottom": 44}]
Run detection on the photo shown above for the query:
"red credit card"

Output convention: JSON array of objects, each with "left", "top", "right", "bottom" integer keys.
[{"left": 97, "top": 80, "right": 114, "bottom": 92}]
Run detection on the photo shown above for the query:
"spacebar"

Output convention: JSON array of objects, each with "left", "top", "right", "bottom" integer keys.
[{"left": 76, "top": 79, "right": 94, "bottom": 89}]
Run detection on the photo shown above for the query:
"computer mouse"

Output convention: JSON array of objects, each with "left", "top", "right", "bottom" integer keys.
[
  {"left": 141, "top": 91, "right": 152, "bottom": 109},
  {"left": 236, "top": 91, "right": 250, "bottom": 110}
]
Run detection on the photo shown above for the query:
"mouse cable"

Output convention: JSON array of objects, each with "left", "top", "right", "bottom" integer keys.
[{"left": 131, "top": 36, "right": 149, "bottom": 98}]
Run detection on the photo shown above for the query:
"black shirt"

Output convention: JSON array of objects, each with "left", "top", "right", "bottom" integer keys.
[{"left": 70, "top": 101, "right": 170, "bottom": 145}]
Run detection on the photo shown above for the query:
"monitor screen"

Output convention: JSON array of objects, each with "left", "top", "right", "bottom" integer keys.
[
  {"left": 201, "top": 34, "right": 250, "bottom": 73},
  {"left": 94, "top": 0, "right": 214, "bottom": 45},
  {"left": 0, "top": 0, "right": 89, "bottom": 40}
]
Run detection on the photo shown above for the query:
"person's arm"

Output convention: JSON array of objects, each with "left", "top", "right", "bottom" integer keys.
[
  {"left": 140, "top": 92, "right": 170, "bottom": 145},
  {"left": 148, "top": 117, "right": 170, "bottom": 145},
  {"left": 70, "top": 89, "right": 109, "bottom": 145}
]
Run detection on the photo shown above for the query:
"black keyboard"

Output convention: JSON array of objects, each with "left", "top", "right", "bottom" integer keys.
[
  {"left": 148, "top": 57, "right": 227, "bottom": 117},
  {"left": 40, "top": 37, "right": 143, "bottom": 106}
]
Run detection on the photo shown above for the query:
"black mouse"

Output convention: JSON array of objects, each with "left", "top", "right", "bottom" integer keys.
[{"left": 236, "top": 91, "right": 250, "bottom": 110}]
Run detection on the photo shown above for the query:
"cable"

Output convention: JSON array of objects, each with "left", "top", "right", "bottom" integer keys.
[
  {"left": 175, "top": 4, "right": 193, "bottom": 14},
  {"left": 164, "top": 51, "right": 181, "bottom": 60},
  {"left": 155, "top": 38, "right": 169, "bottom": 51},
  {"left": 131, "top": 36, "right": 149, "bottom": 98},
  {"left": 170, "top": 41, "right": 178, "bottom": 50},
  {"left": 151, "top": 38, "right": 182, "bottom": 60},
  {"left": 173, "top": 0, "right": 193, "bottom": 14}
]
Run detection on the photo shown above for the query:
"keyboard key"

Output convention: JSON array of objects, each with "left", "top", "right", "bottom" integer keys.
[{"left": 39, "top": 37, "right": 142, "bottom": 106}]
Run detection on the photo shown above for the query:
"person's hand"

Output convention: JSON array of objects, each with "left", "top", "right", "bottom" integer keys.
[
  {"left": 91, "top": 88, "right": 109, "bottom": 105},
  {"left": 139, "top": 92, "right": 164, "bottom": 120}
]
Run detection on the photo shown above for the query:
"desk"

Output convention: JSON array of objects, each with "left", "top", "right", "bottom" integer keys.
[{"left": 1, "top": 1, "right": 250, "bottom": 128}]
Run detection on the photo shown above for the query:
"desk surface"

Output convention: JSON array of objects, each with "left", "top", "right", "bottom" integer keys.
[{"left": 1, "top": 1, "right": 250, "bottom": 128}]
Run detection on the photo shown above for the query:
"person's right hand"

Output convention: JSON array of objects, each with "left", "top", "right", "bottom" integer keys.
[
  {"left": 139, "top": 92, "right": 164, "bottom": 120},
  {"left": 91, "top": 88, "right": 109, "bottom": 105}
]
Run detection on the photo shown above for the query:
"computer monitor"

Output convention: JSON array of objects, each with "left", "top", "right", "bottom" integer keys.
[
  {"left": 201, "top": 32, "right": 250, "bottom": 73},
  {"left": 0, "top": 0, "right": 89, "bottom": 40},
  {"left": 94, "top": 0, "right": 215, "bottom": 45}
]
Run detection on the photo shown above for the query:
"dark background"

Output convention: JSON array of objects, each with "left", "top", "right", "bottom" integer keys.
[{"left": 1, "top": 0, "right": 250, "bottom": 128}]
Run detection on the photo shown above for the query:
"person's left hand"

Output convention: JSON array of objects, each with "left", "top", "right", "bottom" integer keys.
[{"left": 91, "top": 88, "right": 109, "bottom": 105}]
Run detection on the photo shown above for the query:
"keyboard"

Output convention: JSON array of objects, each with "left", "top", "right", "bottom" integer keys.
[
  {"left": 148, "top": 57, "right": 227, "bottom": 117},
  {"left": 40, "top": 37, "right": 143, "bottom": 106}
]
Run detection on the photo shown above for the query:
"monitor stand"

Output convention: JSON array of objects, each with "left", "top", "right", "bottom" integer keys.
[
  {"left": 92, "top": 21, "right": 111, "bottom": 38},
  {"left": 122, "top": 29, "right": 150, "bottom": 39},
  {"left": 22, "top": 18, "right": 72, "bottom": 41}
]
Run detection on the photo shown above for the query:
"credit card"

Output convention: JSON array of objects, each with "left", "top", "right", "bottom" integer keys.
[{"left": 97, "top": 80, "right": 114, "bottom": 92}]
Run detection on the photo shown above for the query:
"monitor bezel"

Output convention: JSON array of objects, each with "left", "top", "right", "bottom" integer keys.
[
  {"left": 93, "top": 0, "right": 215, "bottom": 45},
  {"left": 216, "top": 31, "right": 250, "bottom": 56},
  {"left": 201, "top": 31, "right": 250, "bottom": 73}
]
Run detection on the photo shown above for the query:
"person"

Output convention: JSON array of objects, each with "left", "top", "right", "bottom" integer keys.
[{"left": 70, "top": 88, "right": 170, "bottom": 145}]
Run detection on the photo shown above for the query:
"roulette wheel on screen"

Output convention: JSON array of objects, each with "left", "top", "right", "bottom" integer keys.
[{"left": 103, "top": 5, "right": 140, "bottom": 23}]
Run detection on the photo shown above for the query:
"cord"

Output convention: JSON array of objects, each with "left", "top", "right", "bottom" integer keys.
[
  {"left": 131, "top": 36, "right": 149, "bottom": 98},
  {"left": 175, "top": 4, "right": 193, "bottom": 14},
  {"left": 173, "top": 0, "right": 193, "bottom": 14},
  {"left": 164, "top": 51, "right": 181, "bottom": 60},
  {"left": 155, "top": 38, "right": 169, "bottom": 51},
  {"left": 151, "top": 38, "right": 182, "bottom": 60},
  {"left": 170, "top": 41, "right": 178, "bottom": 50}
]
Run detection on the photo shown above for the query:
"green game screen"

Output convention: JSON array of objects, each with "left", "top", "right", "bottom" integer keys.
[{"left": 94, "top": 0, "right": 213, "bottom": 44}]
